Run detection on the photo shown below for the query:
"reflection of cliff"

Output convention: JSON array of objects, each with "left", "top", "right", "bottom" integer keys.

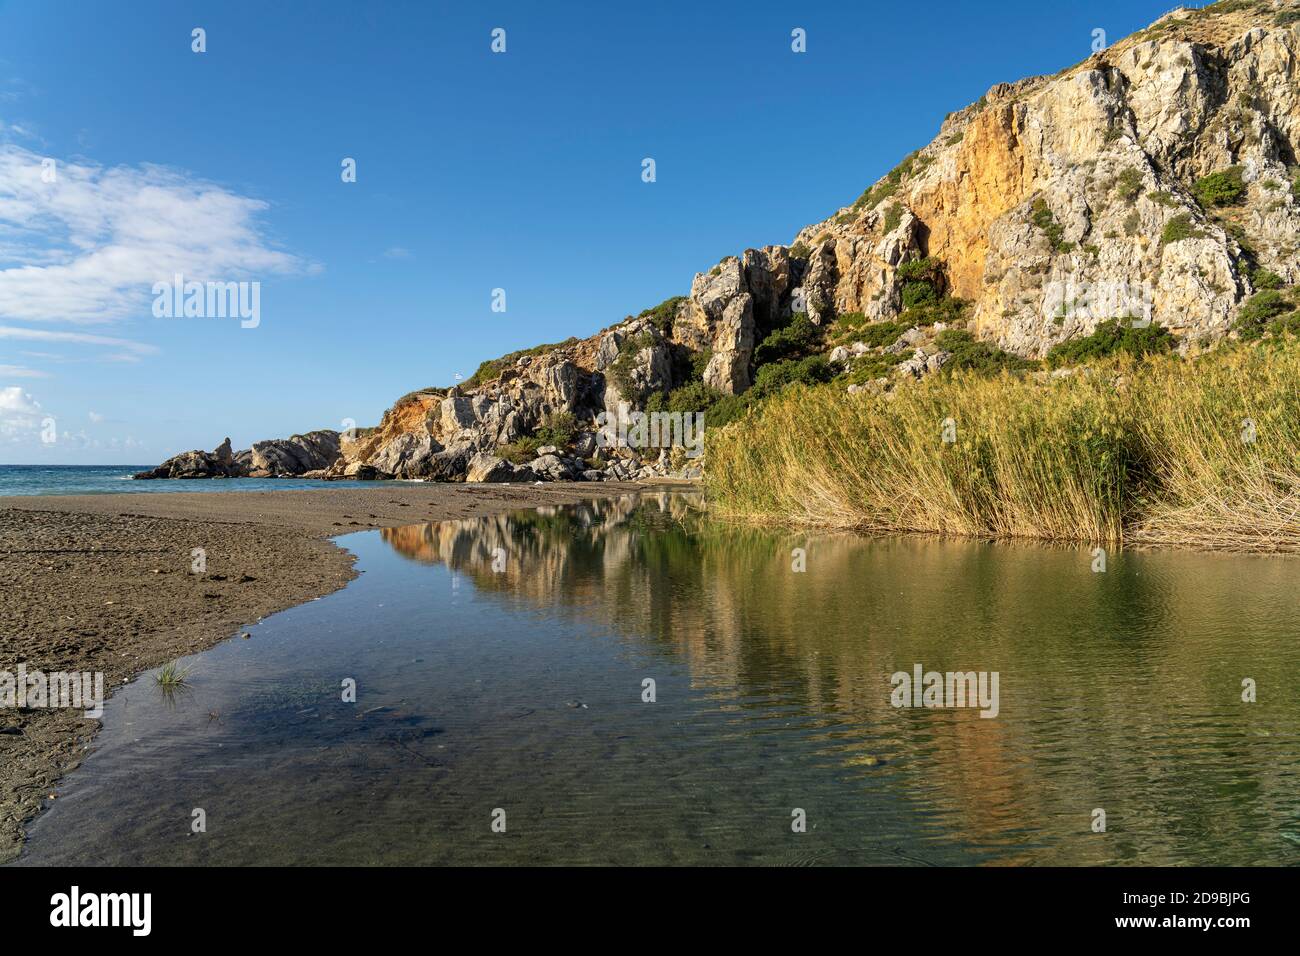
[{"left": 379, "top": 494, "right": 1300, "bottom": 863}]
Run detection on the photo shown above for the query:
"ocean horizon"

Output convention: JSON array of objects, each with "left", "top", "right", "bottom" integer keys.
[{"left": 0, "top": 464, "right": 403, "bottom": 496}]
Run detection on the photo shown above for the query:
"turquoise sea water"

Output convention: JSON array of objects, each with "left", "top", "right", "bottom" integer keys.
[{"left": 0, "top": 465, "right": 401, "bottom": 496}]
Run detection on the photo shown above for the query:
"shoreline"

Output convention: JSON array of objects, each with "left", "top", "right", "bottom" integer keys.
[{"left": 0, "top": 480, "right": 665, "bottom": 863}]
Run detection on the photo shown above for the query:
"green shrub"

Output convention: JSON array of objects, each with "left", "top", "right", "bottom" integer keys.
[
  {"left": 465, "top": 338, "right": 580, "bottom": 388},
  {"left": 900, "top": 296, "right": 969, "bottom": 327},
  {"left": 1192, "top": 167, "right": 1246, "bottom": 207},
  {"left": 1234, "top": 290, "right": 1293, "bottom": 339},
  {"left": 1252, "top": 268, "right": 1283, "bottom": 290},
  {"left": 881, "top": 203, "right": 903, "bottom": 233},
  {"left": 1045, "top": 319, "right": 1175, "bottom": 368},
  {"left": 897, "top": 256, "right": 945, "bottom": 305},
  {"left": 753, "top": 312, "right": 822, "bottom": 366},
  {"left": 705, "top": 393, "right": 754, "bottom": 429},
  {"left": 499, "top": 437, "right": 543, "bottom": 464},
  {"left": 1115, "top": 168, "right": 1144, "bottom": 200},
  {"left": 1031, "top": 198, "right": 1069, "bottom": 251},
  {"left": 851, "top": 320, "right": 910, "bottom": 348},
  {"left": 637, "top": 296, "right": 685, "bottom": 335},
  {"left": 751, "top": 355, "right": 835, "bottom": 398},
  {"left": 789, "top": 242, "right": 810, "bottom": 259},
  {"left": 690, "top": 347, "right": 712, "bottom": 380},
  {"left": 902, "top": 282, "right": 937, "bottom": 309},
  {"left": 934, "top": 329, "right": 1038, "bottom": 375},
  {"left": 1161, "top": 213, "right": 1204, "bottom": 245},
  {"left": 535, "top": 410, "right": 578, "bottom": 448},
  {"left": 607, "top": 331, "right": 656, "bottom": 400},
  {"left": 843, "top": 352, "right": 906, "bottom": 382},
  {"left": 646, "top": 381, "right": 722, "bottom": 416}
]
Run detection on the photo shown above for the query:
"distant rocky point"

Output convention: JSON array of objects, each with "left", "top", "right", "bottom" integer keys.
[{"left": 133, "top": 432, "right": 342, "bottom": 480}]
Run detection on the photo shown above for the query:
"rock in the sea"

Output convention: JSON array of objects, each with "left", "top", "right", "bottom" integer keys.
[
  {"left": 137, "top": 431, "right": 341, "bottom": 480},
  {"left": 466, "top": 452, "right": 535, "bottom": 483},
  {"left": 133, "top": 437, "right": 243, "bottom": 479},
  {"left": 246, "top": 431, "right": 341, "bottom": 477}
]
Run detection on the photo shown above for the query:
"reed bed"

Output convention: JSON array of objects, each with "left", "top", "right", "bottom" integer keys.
[{"left": 706, "top": 342, "right": 1300, "bottom": 551}]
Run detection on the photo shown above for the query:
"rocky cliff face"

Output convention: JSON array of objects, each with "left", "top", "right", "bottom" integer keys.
[
  {"left": 794, "top": 2, "right": 1300, "bottom": 355},
  {"left": 140, "top": 2, "right": 1300, "bottom": 483}
]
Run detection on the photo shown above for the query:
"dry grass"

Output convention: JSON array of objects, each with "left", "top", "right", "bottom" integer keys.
[{"left": 706, "top": 341, "right": 1300, "bottom": 551}]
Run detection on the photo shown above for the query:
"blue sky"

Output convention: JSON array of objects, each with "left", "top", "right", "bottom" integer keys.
[{"left": 0, "top": 0, "right": 1173, "bottom": 464}]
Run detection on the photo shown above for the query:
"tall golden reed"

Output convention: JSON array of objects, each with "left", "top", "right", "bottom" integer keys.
[{"left": 706, "top": 343, "right": 1300, "bottom": 551}]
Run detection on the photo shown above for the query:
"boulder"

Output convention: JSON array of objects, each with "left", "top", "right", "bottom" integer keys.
[
  {"left": 466, "top": 452, "right": 535, "bottom": 483},
  {"left": 247, "top": 430, "right": 341, "bottom": 477},
  {"left": 370, "top": 433, "right": 439, "bottom": 478}
]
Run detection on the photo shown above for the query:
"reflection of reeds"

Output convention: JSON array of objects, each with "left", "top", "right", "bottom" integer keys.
[{"left": 707, "top": 343, "right": 1300, "bottom": 552}]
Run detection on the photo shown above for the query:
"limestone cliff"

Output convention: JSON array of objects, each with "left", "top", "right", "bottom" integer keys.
[
  {"left": 794, "top": 1, "right": 1300, "bottom": 355},
  {"left": 141, "top": 2, "right": 1300, "bottom": 483}
]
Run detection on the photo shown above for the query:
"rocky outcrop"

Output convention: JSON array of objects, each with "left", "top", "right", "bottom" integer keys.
[
  {"left": 792, "top": 4, "right": 1300, "bottom": 357},
  {"left": 133, "top": 437, "right": 242, "bottom": 479},
  {"left": 140, "top": 4, "right": 1300, "bottom": 483},
  {"left": 246, "top": 431, "right": 341, "bottom": 477},
  {"left": 135, "top": 432, "right": 341, "bottom": 480}
]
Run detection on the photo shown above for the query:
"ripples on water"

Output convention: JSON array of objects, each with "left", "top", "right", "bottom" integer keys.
[{"left": 17, "top": 492, "right": 1300, "bottom": 865}]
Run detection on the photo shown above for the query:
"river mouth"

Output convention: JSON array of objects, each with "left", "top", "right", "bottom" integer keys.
[{"left": 15, "top": 491, "right": 1300, "bottom": 865}]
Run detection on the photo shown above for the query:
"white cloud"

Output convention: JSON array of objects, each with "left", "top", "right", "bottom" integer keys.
[
  {"left": 0, "top": 363, "right": 49, "bottom": 378},
  {"left": 88, "top": 410, "right": 104, "bottom": 423},
  {"left": 0, "top": 141, "right": 309, "bottom": 327},
  {"left": 0, "top": 324, "right": 158, "bottom": 355},
  {"left": 0, "top": 384, "right": 42, "bottom": 436}
]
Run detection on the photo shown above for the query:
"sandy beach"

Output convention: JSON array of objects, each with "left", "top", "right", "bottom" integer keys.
[{"left": 0, "top": 480, "right": 657, "bottom": 862}]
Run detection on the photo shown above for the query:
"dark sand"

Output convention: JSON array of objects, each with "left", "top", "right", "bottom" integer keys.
[{"left": 0, "top": 480, "right": 661, "bottom": 862}]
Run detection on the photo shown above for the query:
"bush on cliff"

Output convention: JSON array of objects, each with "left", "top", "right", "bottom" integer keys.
[
  {"left": 1233, "top": 290, "right": 1294, "bottom": 339},
  {"left": 750, "top": 355, "right": 835, "bottom": 398},
  {"left": 465, "top": 337, "right": 580, "bottom": 388},
  {"left": 638, "top": 296, "right": 686, "bottom": 336},
  {"left": 934, "top": 329, "right": 1038, "bottom": 375},
  {"left": 753, "top": 312, "right": 821, "bottom": 365},
  {"left": 1045, "top": 319, "right": 1175, "bottom": 368},
  {"left": 1193, "top": 166, "right": 1246, "bottom": 207}
]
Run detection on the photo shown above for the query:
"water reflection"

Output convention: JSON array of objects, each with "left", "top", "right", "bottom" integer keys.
[
  {"left": 380, "top": 493, "right": 1300, "bottom": 866},
  {"left": 15, "top": 492, "right": 1300, "bottom": 866}
]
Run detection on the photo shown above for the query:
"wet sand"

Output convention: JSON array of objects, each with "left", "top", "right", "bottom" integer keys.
[{"left": 0, "top": 480, "right": 661, "bottom": 862}]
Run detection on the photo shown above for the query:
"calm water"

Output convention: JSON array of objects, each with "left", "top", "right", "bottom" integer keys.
[
  {"left": 0, "top": 464, "right": 405, "bottom": 496},
  {"left": 15, "top": 493, "right": 1300, "bottom": 865}
]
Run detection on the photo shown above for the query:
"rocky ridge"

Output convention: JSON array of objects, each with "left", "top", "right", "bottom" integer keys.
[{"left": 139, "top": 2, "right": 1300, "bottom": 484}]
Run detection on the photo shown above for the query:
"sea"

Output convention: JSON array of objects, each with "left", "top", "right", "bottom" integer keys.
[{"left": 0, "top": 464, "right": 400, "bottom": 496}]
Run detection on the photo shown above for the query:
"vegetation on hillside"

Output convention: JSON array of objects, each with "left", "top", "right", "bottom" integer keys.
[{"left": 707, "top": 334, "right": 1300, "bottom": 550}]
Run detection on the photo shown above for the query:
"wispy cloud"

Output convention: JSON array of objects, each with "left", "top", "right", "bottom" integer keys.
[
  {"left": 0, "top": 324, "right": 158, "bottom": 355},
  {"left": 0, "top": 141, "right": 310, "bottom": 330},
  {"left": 0, "top": 363, "right": 50, "bottom": 378}
]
